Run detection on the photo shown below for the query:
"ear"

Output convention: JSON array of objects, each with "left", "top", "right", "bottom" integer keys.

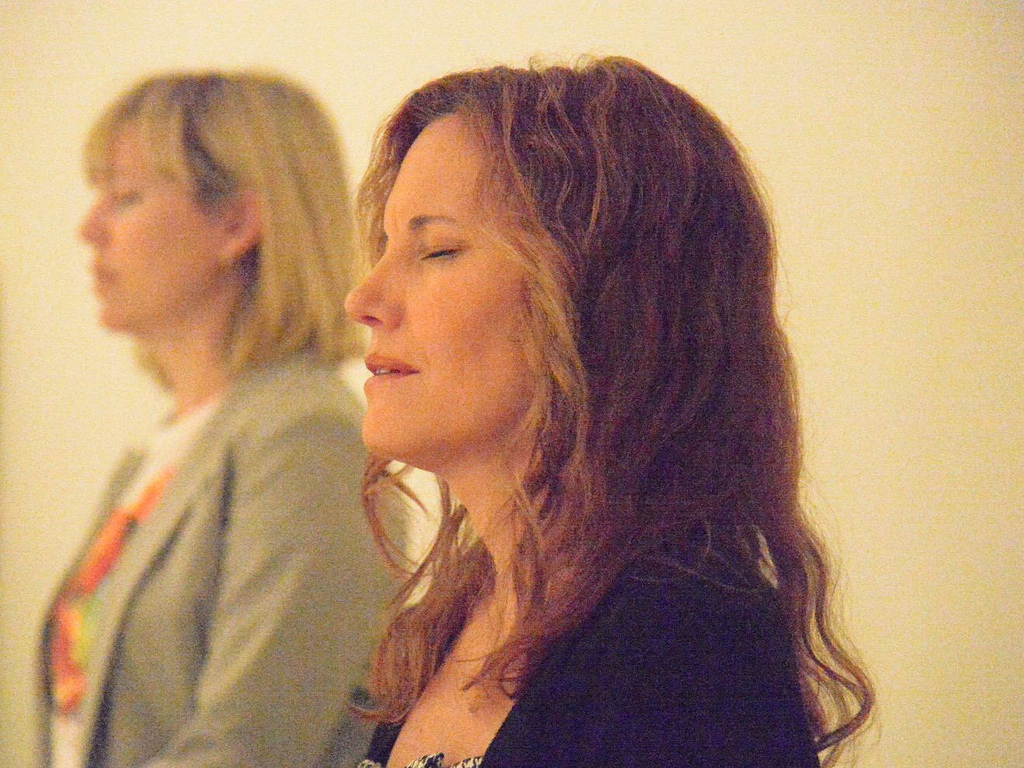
[{"left": 217, "top": 190, "right": 262, "bottom": 266}]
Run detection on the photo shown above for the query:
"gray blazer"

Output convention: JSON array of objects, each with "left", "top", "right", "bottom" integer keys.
[{"left": 39, "top": 355, "right": 391, "bottom": 768}]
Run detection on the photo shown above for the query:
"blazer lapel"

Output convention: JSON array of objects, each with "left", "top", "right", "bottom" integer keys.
[
  {"left": 70, "top": 357, "right": 317, "bottom": 760},
  {"left": 37, "top": 450, "right": 143, "bottom": 764},
  {"left": 75, "top": 399, "right": 239, "bottom": 760}
]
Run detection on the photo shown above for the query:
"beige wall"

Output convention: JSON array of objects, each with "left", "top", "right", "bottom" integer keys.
[{"left": 2, "top": 2, "right": 1021, "bottom": 765}]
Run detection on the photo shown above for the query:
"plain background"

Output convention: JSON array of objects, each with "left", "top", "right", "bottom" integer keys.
[{"left": 1, "top": 2, "right": 1021, "bottom": 766}]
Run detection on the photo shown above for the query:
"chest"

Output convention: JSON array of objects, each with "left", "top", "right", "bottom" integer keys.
[{"left": 386, "top": 640, "right": 514, "bottom": 767}]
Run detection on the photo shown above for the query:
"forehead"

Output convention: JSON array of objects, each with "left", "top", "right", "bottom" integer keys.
[
  {"left": 383, "top": 115, "right": 492, "bottom": 230},
  {"left": 87, "top": 124, "right": 153, "bottom": 185},
  {"left": 110, "top": 127, "right": 149, "bottom": 171},
  {"left": 90, "top": 113, "right": 188, "bottom": 189}
]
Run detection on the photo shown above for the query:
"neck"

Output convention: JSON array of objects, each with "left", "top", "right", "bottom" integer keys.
[
  {"left": 432, "top": 429, "right": 534, "bottom": 596},
  {"left": 141, "top": 280, "right": 242, "bottom": 418},
  {"left": 157, "top": 341, "right": 231, "bottom": 418},
  {"left": 142, "top": 317, "right": 234, "bottom": 418},
  {"left": 446, "top": 463, "right": 525, "bottom": 593}
]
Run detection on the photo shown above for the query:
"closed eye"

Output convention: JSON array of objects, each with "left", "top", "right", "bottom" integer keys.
[
  {"left": 110, "top": 191, "right": 142, "bottom": 209},
  {"left": 424, "top": 248, "right": 459, "bottom": 260}
]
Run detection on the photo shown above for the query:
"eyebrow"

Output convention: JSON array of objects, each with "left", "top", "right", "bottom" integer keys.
[
  {"left": 378, "top": 214, "right": 461, "bottom": 254},
  {"left": 409, "top": 214, "right": 459, "bottom": 231}
]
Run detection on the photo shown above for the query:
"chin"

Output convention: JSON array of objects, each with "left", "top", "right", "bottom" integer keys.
[
  {"left": 361, "top": 424, "right": 433, "bottom": 473},
  {"left": 362, "top": 421, "right": 407, "bottom": 460},
  {"left": 98, "top": 310, "right": 129, "bottom": 334}
]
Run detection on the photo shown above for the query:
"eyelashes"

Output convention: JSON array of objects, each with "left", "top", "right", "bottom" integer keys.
[
  {"left": 111, "top": 191, "right": 142, "bottom": 208},
  {"left": 423, "top": 248, "right": 460, "bottom": 261}
]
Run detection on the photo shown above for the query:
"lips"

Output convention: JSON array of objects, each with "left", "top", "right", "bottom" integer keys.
[
  {"left": 91, "top": 261, "right": 116, "bottom": 294},
  {"left": 364, "top": 354, "right": 418, "bottom": 377}
]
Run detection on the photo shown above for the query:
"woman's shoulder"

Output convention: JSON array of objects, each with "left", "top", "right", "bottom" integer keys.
[
  {"left": 593, "top": 560, "right": 788, "bottom": 654},
  {"left": 537, "top": 559, "right": 809, "bottom": 720},
  {"left": 497, "top": 563, "right": 819, "bottom": 767},
  {"left": 170, "top": 355, "right": 362, "bottom": 475},
  {"left": 231, "top": 353, "right": 356, "bottom": 409},
  {"left": 219, "top": 354, "right": 362, "bottom": 437}
]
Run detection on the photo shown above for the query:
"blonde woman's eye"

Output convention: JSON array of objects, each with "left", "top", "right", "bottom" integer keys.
[{"left": 112, "top": 191, "right": 142, "bottom": 208}]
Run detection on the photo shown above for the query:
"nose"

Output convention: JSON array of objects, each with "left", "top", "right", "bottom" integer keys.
[
  {"left": 345, "top": 261, "right": 388, "bottom": 329},
  {"left": 78, "top": 197, "right": 107, "bottom": 246}
]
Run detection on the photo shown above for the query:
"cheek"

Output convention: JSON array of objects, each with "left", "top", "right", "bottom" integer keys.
[
  {"left": 107, "top": 215, "right": 172, "bottom": 272},
  {"left": 456, "top": 304, "right": 534, "bottom": 411}
]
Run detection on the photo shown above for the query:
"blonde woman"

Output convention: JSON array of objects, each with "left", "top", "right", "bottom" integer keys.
[
  {"left": 39, "top": 72, "right": 388, "bottom": 768},
  {"left": 347, "top": 58, "right": 873, "bottom": 767}
]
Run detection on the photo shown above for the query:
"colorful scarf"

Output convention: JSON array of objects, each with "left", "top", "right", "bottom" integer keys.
[{"left": 50, "top": 467, "right": 175, "bottom": 715}]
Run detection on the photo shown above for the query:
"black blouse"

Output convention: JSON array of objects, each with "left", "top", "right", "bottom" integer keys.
[{"left": 364, "top": 565, "right": 821, "bottom": 768}]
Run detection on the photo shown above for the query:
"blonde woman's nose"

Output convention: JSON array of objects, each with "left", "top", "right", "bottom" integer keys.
[{"left": 78, "top": 197, "right": 107, "bottom": 246}]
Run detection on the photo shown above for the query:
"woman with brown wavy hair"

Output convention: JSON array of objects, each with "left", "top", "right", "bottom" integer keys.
[{"left": 346, "top": 56, "right": 872, "bottom": 767}]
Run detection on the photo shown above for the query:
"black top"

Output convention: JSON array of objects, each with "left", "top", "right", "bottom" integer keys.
[{"left": 365, "top": 565, "right": 821, "bottom": 768}]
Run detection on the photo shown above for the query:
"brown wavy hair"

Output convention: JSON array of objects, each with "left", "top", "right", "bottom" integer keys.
[{"left": 357, "top": 56, "right": 873, "bottom": 764}]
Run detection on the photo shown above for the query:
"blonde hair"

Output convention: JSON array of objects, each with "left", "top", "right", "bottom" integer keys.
[{"left": 84, "top": 70, "right": 359, "bottom": 375}]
